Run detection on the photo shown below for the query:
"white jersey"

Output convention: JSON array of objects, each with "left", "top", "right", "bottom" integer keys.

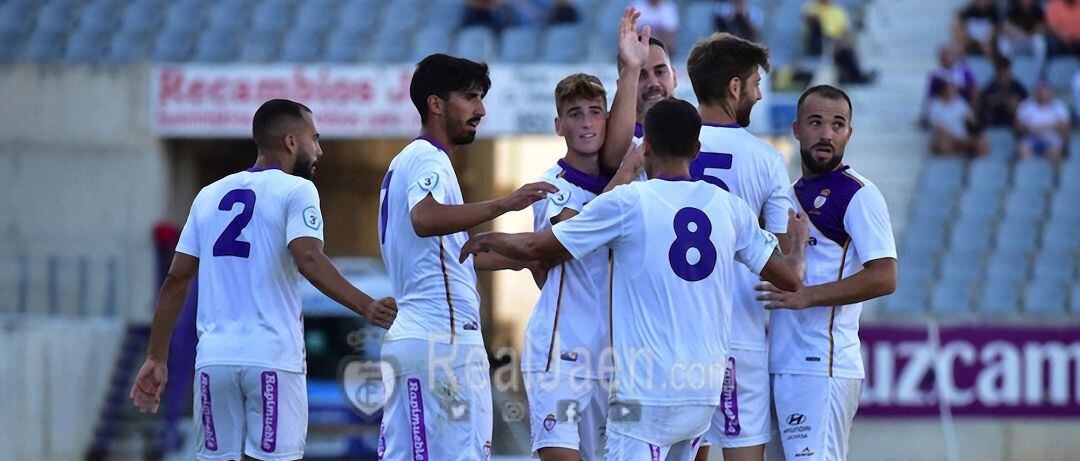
[
  {"left": 769, "top": 166, "right": 896, "bottom": 379},
  {"left": 523, "top": 161, "right": 611, "bottom": 379},
  {"left": 552, "top": 178, "right": 778, "bottom": 406},
  {"left": 176, "top": 167, "right": 324, "bottom": 374},
  {"left": 378, "top": 137, "right": 483, "bottom": 346},
  {"left": 696, "top": 123, "right": 794, "bottom": 351}
]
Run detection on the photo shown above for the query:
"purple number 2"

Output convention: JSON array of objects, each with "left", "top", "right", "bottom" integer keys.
[{"left": 213, "top": 189, "right": 256, "bottom": 258}]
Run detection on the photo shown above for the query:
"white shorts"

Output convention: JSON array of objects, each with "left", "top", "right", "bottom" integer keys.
[
  {"left": 771, "top": 373, "right": 861, "bottom": 461},
  {"left": 605, "top": 404, "right": 712, "bottom": 461},
  {"left": 193, "top": 365, "right": 307, "bottom": 461},
  {"left": 523, "top": 371, "right": 610, "bottom": 459},
  {"left": 705, "top": 348, "right": 772, "bottom": 448},
  {"left": 379, "top": 339, "right": 493, "bottom": 461}
]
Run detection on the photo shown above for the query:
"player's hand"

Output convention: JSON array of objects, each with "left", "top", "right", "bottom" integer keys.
[
  {"left": 755, "top": 281, "right": 810, "bottom": 310},
  {"left": 528, "top": 260, "right": 551, "bottom": 288},
  {"left": 460, "top": 232, "right": 495, "bottom": 263},
  {"left": 618, "top": 7, "right": 650, "bottom": 71},
  {"left": 129, "top": 357, "right": 168, "bottom": 414},
  {"left": 786, "top": 208, "right": 809, "bottom": 250},
  {"left": 498, "top": 182, "right": 558, "bottom": 213},
  {"left": 363, "top": 296, "right": 397, "bottom": 329}
]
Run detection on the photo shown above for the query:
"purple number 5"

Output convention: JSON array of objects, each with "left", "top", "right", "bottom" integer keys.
[
  {"left": 213, "top": 189, "right": 256, "bottom": 258},
  {"left": 690, "top": 151, "right": 733, "bottom": 191}
]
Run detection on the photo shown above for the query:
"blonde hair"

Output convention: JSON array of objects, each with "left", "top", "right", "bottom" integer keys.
[{"left": 554, "top": 73, "right": 607, "bottom": 116}]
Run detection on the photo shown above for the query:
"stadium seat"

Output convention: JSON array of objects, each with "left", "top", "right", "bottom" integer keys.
[
  {"left": 1031, "top": 249, "right": 1077, "bottom": 284},
  {"left": 411, "top": 27, "right": 454, "bottom": 63},
  {"left": 295, "top": 0, "right": 339, "bottom": 34},
  {"left": 939, "top": 250, "right": 984, "bottom": 283},
  {"left": 280, "top": 31, "right": 323, "bottom": 63},
  {"left": 251, "top": 0, "right": 294, "bottom": 34},
  {"left": 995, "top": 220, "right": 1039, "bottom": 254},
  {"left": 1002, "top": 189, "right": 1047, "bottom": 221},
  {"left": 454, "top": 26, "right": 497, "bottom": 63},
  {"left": 1023, "top": 279, "right": 1068, "bottom": 314},
  {"left": 1041, "top": 219, "right": 1080, "bottom": 255},
  {"left": 424, "top": 0, "right": 463, "bottom": 31},
  {"left": 379, "top": 0, "right": 424, "bottom": 34},
  {"left": 64, "top": 29, "right": 111, "bottom": 64},
  {"left": 679, "top": 2, "right": 717, "bottom": 55},
  {"left": 323, "top": 29, "right": 367, "bottom": 62},
  {"left": 949, "top": 221, "right": 993, "bottom": 254},
  {"left": 151, "top": 29, "right": 195, "bottom": 62},
  {"left": 884, "top": 279, "right": 927, "bottom": 313},
  {"left": 985, "top": 251, "right": 1029, "bottom": 284},
  {"left": 955, "top": 189, "right": 1001, "bottom": 223},
  {"left": 930, "top": 282, "right": 974, "bottom": 314},
  {"left": 208, "top": 0, "right": 251, "bottom": 30},
  {"left": 1046, "top": 57, "right": 1079, "bottom": 95},
  {"left": 966, "top": 56, "right": 994, "bottom": 86},
  {"left": 193, "top": 29, "right": 240, "bottom": 63},
  {"left": 498, "top": 26, "right": 538, "bottom": 63},
  {"left": 1048, "top": 192, "right": 1080, "bottom": 226},
  {"left": 163, "top": 1, "right": 206, "bottom": 36},
  {"left": 106, "top": 29, "right": 154, "bottom": 63},
  {"left": 337, "top": 0, "right": 382, "bottom": 36},
  {"left": 22, "top": 30, "right": 66, "bottom": 61},
  {"left": 966, "top": 158, "right": 1009, "bottom": 194},
  {"left": 910, "top": 196, "right": 955, "bottom": 225},
  {"left": 1012, "top": 159, "right": 1054, "bottom": 194},
  {"left": 978, "top": 281, "right": 1021, "bottom": 314},
  {"left": 372, "top": 27, "right": 410, "bottom": 63},
  {"left": 593, "top": 0, "right": 628, "bottom": 47},
  {"left": 1059, "top": 160, "right": 1080, "bottom": 191},
  {"left": 901, "top": 220, "right": 947, "bottom": 258},
  {"left": 121, "top": 0, "right": 165, "bottom": 37},
  {"left": 34, "top": 1, "right": 76, "bottom": 36},
  {"left": 1071, "top": 284, "right": 1080, "bottom": 313},
  {"left": 542, "top": 25, "right": 585, "bottom": 63},
  {"left": 76, "top": 0, "right": 122, "bottom": 35},
  {"left": 0, "top": 30, "right": 22, "bottom": 61},
  {"left": 239, "top": 31, "right": 281, "bottom": 62},
  {"left": 0, "top": 1, "right": 36, "bottom": 36},
  {"left": 920, "top": 157, "right": 965, "bottom": 195},
  {"left": 1011, "top": 56, "right": 1041, "bottom": 91}
]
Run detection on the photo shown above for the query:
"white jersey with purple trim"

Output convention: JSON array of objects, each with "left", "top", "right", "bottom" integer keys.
[
  {"left": 769, "top": 166, "right": 896, "bottom": 379},
  {"left": 378, "top": 138, "right": 483, "bottom": 346},
  {"left": 551, "top": 178, "right": 778, "bottom": 406},
  {"left": 695, "top": 123, "right": 794, "bottom": 351},
  {"left": 176, "top": 168, "right": 323, "bottom": 374},
  {"left": 523, "top": 162, "right": 612, "bottom": 378}
]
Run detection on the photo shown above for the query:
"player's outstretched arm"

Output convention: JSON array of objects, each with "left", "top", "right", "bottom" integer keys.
[
  {"left": 459, "top": 229, "right": 570, "bottom": 265},
  {"left": 600, "top": 7, "right": 650, "bottom": 173},
  {"left": 411, "top": 181, "right": 558, "bottom": 237},
  {"left": 472, "top": 252, "right": 529, "bottom": 271},
  {"left": 289, "top": 237, "right": 397, "bottom": 329},
  {"left": 758, "top": 209, "right": 809, "bottom": 292},
  {"left": 131, "top": 252, "right": 198, "bottom": 414},
  {"left": 755, "top": 257, "right": 897, "bottom": 310},
  {"left": 604, "top": 142, "right": 645, "bottom": 192}
]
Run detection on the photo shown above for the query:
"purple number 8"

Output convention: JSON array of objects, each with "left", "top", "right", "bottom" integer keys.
[
  {"left": 668, "top": 207, "right": 717, "bottom": 282},
  {"left": 213, "top": 189, "right": 256, "bottom": 258}
]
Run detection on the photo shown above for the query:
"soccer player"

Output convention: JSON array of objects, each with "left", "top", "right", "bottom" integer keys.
[
  {"left": 460, "top": 98, "right": 808, "bottom": 461},
  {"left": 376, "top": 54, "right": 557, "bottom": 460},
  {"left": 684, "top": 33, "right": 795, "bottom": 461},
  {"left": 756, "top": 85, "right": 897, "bottom": 461},
  {"left": 129, "top": 99, "right": 398, "bottom": 461}
]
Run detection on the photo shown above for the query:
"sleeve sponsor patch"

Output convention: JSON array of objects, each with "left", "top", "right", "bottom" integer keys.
[
  {"left": 417, "top": 172, "right": 439, "bottom": 192},
  {"left": 303, "top": 206, "right": 322, "bottom": 230}
]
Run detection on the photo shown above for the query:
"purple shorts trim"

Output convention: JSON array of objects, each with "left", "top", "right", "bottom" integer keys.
[
  {"left": 199, "top": 372, "right": 219, "bottom": 451},
  {"left": 407, "top": 378, "right": 430, "bottom": 460},
  {"left": 260, "top": 371, "right": 279, "bottom": 453}
]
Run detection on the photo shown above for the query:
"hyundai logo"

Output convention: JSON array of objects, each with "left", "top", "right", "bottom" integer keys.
[{"left": 787, "top": 413, "right": 807, "bottom": 426}]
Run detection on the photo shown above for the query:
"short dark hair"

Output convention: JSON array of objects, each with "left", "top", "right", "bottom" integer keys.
[
  {"left": 686, "top": 33, "right": 770, "bottom": 106},
  {"left": 616, "top": 36, "right": 670, "bottom": 71},
  {"left": 797, "top": 84, "right": 852, "bottom": 117},
  {"left": 252, "top": 99, "right": 312, "bottom": 150},
  {"left": 644, "top": 98, "right": 701, "bottom": 158},
  {"left": 410, "top": 53, "right": 491, "bottom": 124},
  {"left": 554, "top": 73, "right": 607, "bottom": 115}
]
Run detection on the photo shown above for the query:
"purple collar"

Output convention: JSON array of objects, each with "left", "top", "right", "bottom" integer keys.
[
  {"left": 246, "top": 163, "right": 281, "bottom": 173},
  {"left": 634, "top": 122, "right": 644, "bottom": 138},
  {"left": 416, "top": 135, "right": 451, "bottom": 156},
  {"left": 702, "top": 121, "right": 742, "bottom": 128},
  {"left": 558, "top": 159, "right": 610, "bottom": 195},
  {"left": 800, "top": 164, "right": 851, "bottom": 185}
]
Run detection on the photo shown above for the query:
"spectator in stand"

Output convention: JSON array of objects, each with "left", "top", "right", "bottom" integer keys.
[
  {"left": 997, "top": 0, "right": 1047, "bottom": 64},
  {"left": 713, "top": 0, "right": 764, "bottom": 42},
  {"left": 1015, "top": 80, "right": 1072, "bottom": 163},
  {"left": 803, "top": 0, "right": 877, "bottom": 84},
  {"left": 1046, "top": 0, "right": 1080, "bottom": 56},
  {"left": 928, "top": 80, "right": 988, "bottom": 157},
  {"left": 953, "top": 0, "right": 1000, "bottom": 57},
  {"left": 461, "top": 0, "right": 523, "bottom": 32},
  {"left": 633, "top": 0, "right": 680, "bottom": 55},
  {"left": 978, "top": 57, "right": 1029, "bottom": 126},
  {"left": 922, "top": 44, "right": 977, "bottom": 126},
  {"left": 546, "top": 0, "right": 581, "bottom": 25}
]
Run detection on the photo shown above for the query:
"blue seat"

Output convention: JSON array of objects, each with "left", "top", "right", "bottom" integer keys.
[
  {"left": 75, "top": 0, "right": 122, "bottom": 35},
  {"left": 1023, "top": 279, "right": 1068, "bottom": 314},
  {"left": 542, "top": 25, "right": 584, "bottom": 63},
  {"left": 1049, "top": 193, "right": 1080, "bottom": 226},
  {"left": 1041, "top": 220, "right": 1080, "bottom": 255},
  {"left": 1031, "top": 250, "right": 1077, "bottom": 284},
  {"left": 411, "top": 27, "right": 453, "bottom": 63},
  {"left": 163, "top": 2, "right": 206, "bottom": 35},
  {"left": 949, "top": 222, "right": 993, "bottom": 254},
  {"left": 151, "top": 29, "right": 196, "bottom": 62},
  {"left": 454, "top": 26, "right": 497, "bottom": 63},
  {"left": 1046, "top": 57, "right": 1079, "bottom": 95},
  {"left": 0, "top": 1, "right": 35, "bottom": 36},
  {"left": 106, "top": 29, "right": 154, "bottom": 63},
  {"left": 498, "top": 26, "right": 538, "bottom": 63},
  {"left": 323, "top": 29, "right": 367, "bottom": 62},
  {"left": 64, "top": 29, "right": 110, "bottom": 63},
  {"left": 239, "top": 31, "right": 281, "bottom": 62},
  {"left": 983, "top": 127, "right": 1016, "bottom": 161},
  {"left": 0, "top": 30, "right": 22, "bottom": 61},
  {"left": 121, "top": 0, "right": 165, "bottom": 36},
  {"left": 1012, "top": 56, "right": 1042, "bottom": 90},
  {"left": 979, "top": 281, "right": 1021, "bottom": 314},
  {"left": 995, "top": 220, "right": 1039, "bottom": 254},
  {"left": 966, "top": 158, "right": 1009, "bottom": 194},
  {"left": 1003, "top": 190, "right": 1047, "bottom": 221},
  {"left": 208, "top": 0, "right": 251, "bottom": 30},
  {"left": 35, "top": 1, "right": 76, "bottom": 35},
  {"left": 251, "top": 0, "right": 294, "bottom": 34},
  {"left": 1071, "top": 284, "right": 1080, "bottom": 313},
  {"left": 424, "top": 0, "right": 463, "bottom": 31},
  {"left": 966, "top": 56, "right": 994, "bottom": 86},
  {"left": 280, "top": 32, "right": 322, "bottom": 62},
  {"left": 939, "top": 250, "right": 984, "bottom": 283},
  {"left": 931, "top": 283, "right": 974, "bottom": 314},
  {"left": 901, "top": 220, "right": 947, "bottom": 259},
  {"left": 192, "top": 28, "right": 240, "bottom": 62},
  {"left": 920, "top": 157, "right": 965, "bottom": 195},
  {"left": 910, "top": 197, "right": 954, "bottom": 225},
  {"left": 379, "top": 0, "right": 423, "bottom": 34},
  {"left": 985, "top": 252, "right": 1029, "bottom": 284},
  {"left": 371, "top": 27, "right": 409, "bottom": 62},
  {"left": 337, "top": 0, "right": 381, "bottom": 35},
  {"left": 884, "top": 280, "right": 927, "bottom": 314},
  {"left": 22, "top": 30, "right": 65, "bottom": 61},
  {"left": 295, "top": 0, "right": 339, "bottom": 34},
  {"left": 1059, "top": 160, "right": 1080, "bottom": 191},
  {"left": 679, "top": 1, "right": 717, "bottom": 53},
  {"left": 955, "top": 190, "right": 1001, "bottom": 224},
  {"left": 1012, "top": 159, "right": 1055, "bottom": 194}
]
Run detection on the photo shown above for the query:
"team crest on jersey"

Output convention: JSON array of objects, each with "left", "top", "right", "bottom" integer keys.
[
  {"left": 418, "top": 172, "right": 439, "bottom": 191},
  {"left": 813, "top": 189, "right": 830, "bottom": 209},
  {"left": 303, "top": 206, "right": 321, "bottom": 230},
  {"left": 543, "top": 413, "right": 557, "bottom": 431},
  {"left": 550, "top": 189, "right": 570, "bottom": 206},
  {"left": 340, "top": 358, "right": 396, "bottom": 416}
]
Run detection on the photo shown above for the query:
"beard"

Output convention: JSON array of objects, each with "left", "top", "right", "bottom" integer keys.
[
  {"left": 450, "top": 117, "right": 481, "bottom": 145},
  {"left": 736, "top": 95, "right": 754, "bottom": 127},
  {"left": 292, "top": 155, "right": 315, "bottom": 180},
  {"left": 800, "top": 144, "right": 843, "bottom": 174}
]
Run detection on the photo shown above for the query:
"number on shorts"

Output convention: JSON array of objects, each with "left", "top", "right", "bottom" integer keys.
[
  {"left": 668, "top": 207, "right": 717, "bottom": 282},
  {"left": 213, "top": 189, "right": 256, "bottom": 258}
]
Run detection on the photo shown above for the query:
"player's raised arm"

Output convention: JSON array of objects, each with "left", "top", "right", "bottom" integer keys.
[
  {"left": 410, "top": 181, "right": 558, "bottom": 237},
  {"left": 130, "top": 251, "right": 199, "bottom": 414},
  {"left": 289, "top": 237, "right": 397, "bottom": 328},
  {"left": 600, "top": 7, "right": 650, "bottom": 173},
  {"left": 757, "top": 208, "right": 809, "bottom": 292},
  {"left": 460, "top": 228, "right": 570, "bottom": 264},
  {"left": 757, "top": 257, "right": 896, "bottom": 310}
]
